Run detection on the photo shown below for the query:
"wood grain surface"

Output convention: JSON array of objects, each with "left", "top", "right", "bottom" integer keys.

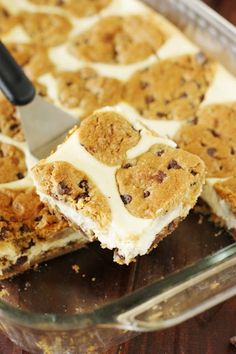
[{"left": 1, "top": 0, "right": 236, "bottom": 353}]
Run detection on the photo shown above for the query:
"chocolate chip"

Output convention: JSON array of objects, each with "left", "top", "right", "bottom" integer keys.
[
  {"left": 16, "top": 255, "right": 28, "bottom": 266},
  {"left": 191, "top": 117, "right": 198, "bottom": 125},
  {"left": 19, "top": 224, "right": 30, "bottom": 233},
  {"left": 2, "top": 8, "right": 9, "bottom": 17},
  {"left": 145, "top": 95, "right": 155, "bottom": 104},
  {"left": 76, "top": 192, "right": 89, "bottom": 201},
  {"left": 56, "top": 0, "right": 64, "bottom": 5},
  {"left": 191, "top": 170, "right": 197, "bottom": 176},
  {"left": 79, "top": 179, "right": 89, "bottom": 191},
  {"left": 179, "top": 92, "right": 188, "bottom": 99},
  {"left": 10, "top": 123, "right": 19, "bottom": 131},
  {"left": 143, "top": 191, "right": 150, "bottom": 198},
  {"left": 58, "top": 181, "right": 71, "bottom": 195},
  {"left": 66, "top": 81, "right": 73, "bottom": 87},
  {"left": 207, "top": 147, "right": 217, "bottom": 156},
  {"left": 0, "top": 227, "right": 8, "bottom": 239},
  {"left": 120, "top": 194, "right": 132, "bottom": 205},
  {"left": 140, "top": 81, "right": 149, "bottom": 89},
  {"left": 208, "top": 129, "right": 220, "bottom": 138},
  {"left": 17, "top": 172, "right": 24, "bottom": 180},
  {"left": 199, "top": 94, "right": 205, "bottom": 102},
  {"left": 156, "top": 112, "right": 167, "bottom": 118},
  {"left": 156, "top": 149, "right": 165, "bottom": 157},
  {"left": 167, "top": 159, "right": 181, "bottom": 169},
  {"left": 154, "top": 170, "right": 167, "bottom": 183},
  {"left": 231, "top": 147, "right": 235, "bottom": 155},
  {"left": 0, "top": 150, "right": 3, "bottom": 158},
  {"left": 123, "top": 163, "right": 132, "bottom": 169},
  {"left": 34, "top": 215, "right": 42, "bottom": 222}
]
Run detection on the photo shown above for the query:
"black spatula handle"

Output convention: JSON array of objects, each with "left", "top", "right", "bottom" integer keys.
[{"left": 0, "top": 42, "right": 35, "bottom": 106}]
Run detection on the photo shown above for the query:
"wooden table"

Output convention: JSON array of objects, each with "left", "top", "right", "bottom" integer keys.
[{"left": 1, "top": 0, "right": 236, "bottom": 353}]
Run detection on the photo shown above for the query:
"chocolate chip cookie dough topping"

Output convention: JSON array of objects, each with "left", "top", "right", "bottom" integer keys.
[
  {"left": 65, "top": 0, "right": 112, "bottom": 18},
  {"left": 214, "top": 178, "right": 236, "bottom": 216},
  {"left": 20, "top": 12, "right": 72, "bottom": 47},
  {"left": 69, "top": 15, "right": 166, "bottom": 64},
  {"left": 56, "top": 68, "right": 123, "bottom": 117},
  {"left": 175, "top": 123, "right": 236, "bottom": 178},
  {"left": 0, "top": 5, "right": 18, "bottom": 36},
  {"left": 116, "top": 144, "right": 205, "bottom": 219},
  {"left": 28, "top": 0, "right": 111, "bottom": 17},
  {"left": 0, "top": 94, "right": 24, "bottom": 142},
  {"left": 197, "top": 103, "right": 236, "bottom": 142},
  {"left": 79, "top": 111, "right": 140, "bottom": 166},
  {"left": 32, "top": 161, "right": 111, "bottom": 229},
  {"left": 0, "top": 143, "right": 27, "bottom": 184},
  {"left": 6, "top": 42, "right": 54, "bottom": 80},
  {"left": 125, "top": 54, "right": 214, "bottom": 120}
]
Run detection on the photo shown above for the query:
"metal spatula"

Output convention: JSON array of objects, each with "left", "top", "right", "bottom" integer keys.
[{"left": 0, "top": 42, "right": 76, "bottom": 160}]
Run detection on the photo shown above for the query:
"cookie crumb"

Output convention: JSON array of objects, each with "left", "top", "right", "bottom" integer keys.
[
  {"left": 91, "top": 277, "right": 96, "bottom": 282},
  {"left": 230, "top": 336, "right": 236, "bottom": 347},
  {"left": 72, "top": 264, "right": 80, "bottom": 273}
]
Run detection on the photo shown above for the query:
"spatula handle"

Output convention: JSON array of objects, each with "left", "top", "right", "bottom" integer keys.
[{"left": 0, "top": 42, "right": 35, "bottom": 106}]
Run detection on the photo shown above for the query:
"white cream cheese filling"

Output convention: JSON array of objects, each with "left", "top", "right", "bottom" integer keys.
[
  {"left": 37, "top": 191, "right": 187, "bottom": 263},
  {"left": 201, "top": 179, "right": 236, "bottom": 230},
  {"left": 0, "top": 228, "right": 87, "bottom": 273}
]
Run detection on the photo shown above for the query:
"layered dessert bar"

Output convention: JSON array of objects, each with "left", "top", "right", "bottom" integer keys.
[
  {"left": 0, "top": 96, "right": 87, "bottom": 279},
  {"left": 32, "top": 110, "right": 205, "bottom": 264}
]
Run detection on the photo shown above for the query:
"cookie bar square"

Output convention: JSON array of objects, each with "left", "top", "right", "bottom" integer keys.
[
  {"left": 0, "top": 187, "right": 87, "bottom": 279},
  {"left": 32, "top": 110, "right": 205, "bottom": 265}
]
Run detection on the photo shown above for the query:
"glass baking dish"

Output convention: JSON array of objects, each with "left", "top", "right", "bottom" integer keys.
[{"left": 1, "top": 0, "right": 236, "bottom": 353}]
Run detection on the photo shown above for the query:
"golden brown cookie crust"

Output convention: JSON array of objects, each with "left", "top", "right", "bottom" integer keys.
[
  {"left": 79, "top": 111, "right": 140, "bottom": 166},
  {"left": 20, "top": 11, "right": 72, "bottom": 47},
  {"left": 116, "top": 144, "right": 205, "bottom": 219},
  {"left": 69, "top": 15, "right": 166, "bottom": 64},
  {"left": 0, "top": 5, "right": 18, "bottom": 35},
  {"left": 0, "top": 143, "right": 27, "bottom": 183},
  {"left": 214, "top": 177, "right": 236, "bottom": 216},
  {"left": 125, "top": 54, "right": 214, "bottom": 120},
  {"left": 175, "top": 123, "right": 236, "bottom": 178},
  {"left": 32, "top": 161, "right": 111, "bottom": 229},
  {"left": 56, "top": 68, "right": 123, "bottom": 116}
]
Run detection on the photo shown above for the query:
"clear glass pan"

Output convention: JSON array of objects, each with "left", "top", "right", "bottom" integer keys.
[{"left": 1, "top": 1, "right": 236, "bottom": 353}]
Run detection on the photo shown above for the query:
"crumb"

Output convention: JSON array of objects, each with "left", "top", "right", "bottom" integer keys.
[
  {"left": 214, "top": 230, "right": 223, "bottom": 237},
  {"left": 72, "top": 264, "right": 80, "bottom": 273},
  {"left": 210, "top": 281, "right": 219, "bottom": 290},
  {"left": 91, "top": 277, "right": 96, "bottom": 282},
  {"left": 198, "top": 215, "right": 204, "bottom": 224},
  {"left": 24, "top": 281, "right": 31, "bottom": 290},
  {"left": 82, "top": 273, "right": 86, "bottom": 278},
  {"left": 0, "top": 288, "right": 9, "bottom": 298},
  {"left": 230, "top": 336, "right": 236, "bottom": 347}
]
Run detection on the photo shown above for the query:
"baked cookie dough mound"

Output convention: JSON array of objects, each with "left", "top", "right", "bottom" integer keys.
[
  {"left": 32, "top": 161, "right": 111, "bottom": 230},
  {"left": 116, "top": 144, "right": 205, "bottom": 219},
  {"left": 6, "top": 42, "right": 54, "bottom": 79},
  {"left": 0, "top": 94, "right": 24, "bottom": 142},
  {"left": 20, "top": 12, "right": 72, "bottom": 47},
  {"left": 125, "top": 54, "right": 214, "bottom": 120},
  {"left": 0, "top": 187, "right": 87, "bottom": 279},
  {"left": 65, "top": 0, "right": 111, "bottom": 17},
  {"left": 197, "top": 103, "right": 236, "bottom": 142},
  {"left": 79, "top": 111, "right": 140, "bottom": 166},
  {"left": 0, "top": 5, "right": 18, "bottom": 35},
  {"left": 69, "top": 15, "right": 166, "bottom": 64},
  {"left": 175, "top": 124, "right": 236, "bottom": 178},
  {"left": 214, "top": 178, "right": 236, "bottom": 218},
  {"left": 0, "top": 143, "right": 27, "bottom": 183},
  {"left": 56, "top": 68, "right": 123, "bottom": 116}
]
